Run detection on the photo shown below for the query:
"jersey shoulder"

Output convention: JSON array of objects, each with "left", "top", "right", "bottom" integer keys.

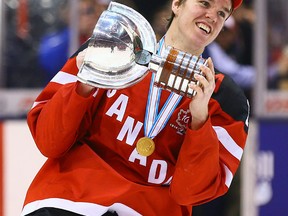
[{"left": 212, "top": 69, "right": 250, "bottom": 126}]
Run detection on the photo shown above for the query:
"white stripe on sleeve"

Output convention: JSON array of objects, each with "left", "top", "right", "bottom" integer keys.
[
  {"left": 51, "top": 71, "right": 78, "bottom": 85},
  {"left": 213, "top": 126, "right": 243, "bottom": 160}
]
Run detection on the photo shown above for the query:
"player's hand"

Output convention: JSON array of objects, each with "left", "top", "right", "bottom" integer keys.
[
  {"left": 188, "top": 57, "right": 215, "bottom": 130},
  {"left": 76, "top": 49, "right": 87, "bottom": 69},
  {"left": 75, "top": 48, "right": 95, "bottom": 97}
]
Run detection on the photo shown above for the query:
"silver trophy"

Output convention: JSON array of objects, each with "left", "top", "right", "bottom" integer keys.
[{"left": 77, "top": 2, "right": 207, "bottom": 98}]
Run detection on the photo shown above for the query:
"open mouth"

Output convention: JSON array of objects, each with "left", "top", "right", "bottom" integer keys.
[{"left": 197, "top": 23, "right": 211, "bottom": 34}]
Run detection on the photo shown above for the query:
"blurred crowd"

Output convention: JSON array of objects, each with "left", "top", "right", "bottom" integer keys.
[
  {"left": 3, "top": 0, "right": 288, "bottom": 93},
  {"left": 4, "top": 0, "right": 110, "bottom": 87},
  {"left": 266, "top": 0, "right": 288, "bottom": 90},
  {"left": 268, "top": 45, "right": 288, "bottom": 89}
]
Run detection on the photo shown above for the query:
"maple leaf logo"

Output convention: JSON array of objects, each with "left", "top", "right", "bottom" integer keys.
[{"left": 176, "top": 109, "right": 190, "bottom": 129}]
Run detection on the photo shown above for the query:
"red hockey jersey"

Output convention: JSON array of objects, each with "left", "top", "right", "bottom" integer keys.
[{"left": 21, "top": 41, "right": 250, "bottom": 216}]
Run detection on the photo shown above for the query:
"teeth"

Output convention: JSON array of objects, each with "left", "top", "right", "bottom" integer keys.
[{"left": 197, "top": 23, "right": 211, "bottom": 34}]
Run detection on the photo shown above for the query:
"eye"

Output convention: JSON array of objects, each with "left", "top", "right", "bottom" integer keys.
[
  {"left": 200, "top": 1, "right": 210, "bottom": 7},
  {"left": 218, "top": 11, "right": 226, "bottom": 19}
]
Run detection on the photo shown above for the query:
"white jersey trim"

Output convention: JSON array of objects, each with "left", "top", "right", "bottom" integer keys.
[
  {"left": 51, "top": 71, "right": 78, "bottom": 85},
  {"left": 31, "top": 100, "right": 48, "bottom": 109},
  {"left": 213, "top": 126, "right": 243, "bottom": 160},
  {"left": 223, "top": 163, "right": 233, "bottom": 188},
  {"left": 20, "top": 198, "right": 142, "bottom": 216},
  {"left": 31, "top": 71, "right": 100, "bottom": 109}
]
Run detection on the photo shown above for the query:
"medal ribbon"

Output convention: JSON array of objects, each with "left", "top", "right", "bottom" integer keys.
[{"left": 144, "top": 37, "right": 182, "bottom": 139}]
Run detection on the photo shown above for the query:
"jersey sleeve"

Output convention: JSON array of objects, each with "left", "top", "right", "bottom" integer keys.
[
  {"left": 27, "top": 40, "right": 104, "bottom": 158},
  {"left": 169, "top": 72, "right": 250, "bottom": 206}
]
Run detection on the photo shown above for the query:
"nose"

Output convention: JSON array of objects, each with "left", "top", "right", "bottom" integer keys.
[{"left": 205, "top": 9, "right": 217, "bottom": 23}]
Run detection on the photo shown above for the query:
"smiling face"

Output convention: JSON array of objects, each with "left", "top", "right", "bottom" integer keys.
[{"left": 166, "top": 0, "right": 232, "bottom": 55}]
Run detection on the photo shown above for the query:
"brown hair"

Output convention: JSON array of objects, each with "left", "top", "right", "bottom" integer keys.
[{"left": 166, "top": 0, "right": 186, "bottom": 30}]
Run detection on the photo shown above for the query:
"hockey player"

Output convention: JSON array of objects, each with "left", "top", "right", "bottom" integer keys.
[{"left": 21, "top": 0, "right": 248, "bottom": 215}]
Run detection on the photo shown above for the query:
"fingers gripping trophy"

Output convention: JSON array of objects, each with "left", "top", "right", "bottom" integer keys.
[{"left": 77, "top": 2, "right": 208, "bottom": 156}]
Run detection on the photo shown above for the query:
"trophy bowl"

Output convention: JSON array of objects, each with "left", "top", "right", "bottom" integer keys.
[{"left": 77, "top": 2, "right": 157, "bottom": 89}]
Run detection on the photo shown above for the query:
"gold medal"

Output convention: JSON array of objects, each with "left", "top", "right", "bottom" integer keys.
[{"left": 136, "top": 137, "right": 155, "bottom": 157}]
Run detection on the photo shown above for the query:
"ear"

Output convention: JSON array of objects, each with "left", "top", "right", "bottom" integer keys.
[{"left": 171, "top": 0, "right": 181, "bottom": 15}]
